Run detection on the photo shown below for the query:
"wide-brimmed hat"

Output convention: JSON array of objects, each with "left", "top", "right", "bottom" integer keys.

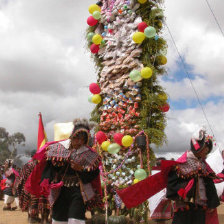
[{"left": 190, "top": 129, "right": 213, "bottom": 154}]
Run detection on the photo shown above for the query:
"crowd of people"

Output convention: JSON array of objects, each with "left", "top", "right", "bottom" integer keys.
[{"left": 1, "top": 121, "right": 224, "bottom": 224}]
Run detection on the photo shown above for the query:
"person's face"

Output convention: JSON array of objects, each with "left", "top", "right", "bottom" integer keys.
[
  {"left": 71, "top": 136, "right": 85, "bottom": 149},
  {"left": 4, "top": 162, "right": 9, "bottom": 169},
  {"left": 196, "top": 146, "right": 210, "bottom": 160}
]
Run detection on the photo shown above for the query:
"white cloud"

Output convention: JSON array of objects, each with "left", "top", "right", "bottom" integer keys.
[
  {"left": 163, "top": 0, "right": 224, "bottom": 101},
  {"left": 160, "top": 101, "right": 224, "bottom": 152}
]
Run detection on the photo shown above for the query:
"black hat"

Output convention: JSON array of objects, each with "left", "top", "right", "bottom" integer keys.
[{"left": 190, "top": 129, "right": 213, "bottom": 154}]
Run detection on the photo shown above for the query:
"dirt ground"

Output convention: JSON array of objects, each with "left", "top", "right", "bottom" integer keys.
[{"left": 1, "top": 200, "right": 224, "bottom": 224}]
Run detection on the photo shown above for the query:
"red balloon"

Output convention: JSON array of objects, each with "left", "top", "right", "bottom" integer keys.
[
  {"left": 138, "top": 22, "right": 148, "bottom": 32},
  {"left": 96, "top": 131, "right": 107, "bottom": 144},
  {"left": 89, "top": 83, "right": 101, "bottom": 94},
  {"left": 90, "top": 44, "right": 100, "bottom": 54},
  {"left": 160, "top": 103, "right": 170, "bottom": 112},
  {"left": 87, "top": 16, "right": 98, "bottom": 26},
  {"left": 113, "top": 133, "right": 124, "bottom": 145}
]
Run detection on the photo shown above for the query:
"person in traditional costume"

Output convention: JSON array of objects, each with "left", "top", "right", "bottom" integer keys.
[
  {"left": 0, "top": 165, "right": 4, "bottom": 200},
  {"left": 117, "top": 128, "right": 221, "bottom": 224},
  {"left": 25, "top": 119, "right": 102, "bottom": 224},
  {"left": 2, "top": 159, "right": 19, "bottom": 211},
  {"left": 166, "top": 129, "right": 219, "bottom": 224},
  {"left": 17, "top": 150, "right": 49, "bottom": 223}
]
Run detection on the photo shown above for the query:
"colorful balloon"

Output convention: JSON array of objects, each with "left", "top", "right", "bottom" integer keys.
[
  {"left": 96, "top": 131, "right": 107, "bottom": 144},
  {"left": 132, "top": 32, "right": 145, "bottom": 44},
  {"left": 133, "top": 179, "right": 140, "bottom": 184},
  {"left": 92, "top": 34, "right": 103, "bottom": 45},
  {"left": 144, "top": 26, "right": 156, "bottom": 38},
  {"left": 108, "top": 143, "right": 121, "bottom": 154},
  {"left": 101, "top": 141, "right": 110, "bottom": 151},
  {"left": 88, "top": 4, "right": 101, "bottom": 14},
  {"left": 93, "top": 11, "right": 101, "bottom": 20},
  {"left": 138, "top": 0, "right": 147, "bottom": 3},
  {"left": 113, "top": 133, "right": 124, "bottom": 145},
  {"left": 122, "top": 135, "right": 133, "bottom": 147},
  {"left": 87, "top": 16, "right": 98, "bottom": 26},
  {"left": 158, "top": 93, "right": 168, "bottom": 101},
  {"left": 156, "top": 55, "right": 167, "bottom": 65},
  {"left": 129, "top": 70, "right": 142, "bottom": 82},
  {"left": 138, "top": 22, "right": 148, "bottom": 32},
  {"left": 134, "top": 169, "right": 147, "bottom": 180},
  {"left": 88, "top": 95, "right": 93, "bottom": 103},
  {"left": 87, "top": 32, "right": 95, "bottom": 42},
  {"left": 160, "top": 103, "right": 170, "bottom": 112},
  {"left": 91, "top": 94, "right": 102, "bottom": 104},
  {"left": 90, "top": 44, "right": 100, "bottom": 54},
  {"left": 141, "top": 67, "right": 153, "bottom": 79},
  {"left": 89, "top": 83, "right": 101, "bottom": 94}
]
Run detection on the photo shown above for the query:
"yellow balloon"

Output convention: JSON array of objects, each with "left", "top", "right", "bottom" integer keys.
[
  {"left": 138, "top": 0, "right": 147, "bottom": 3},
  {"left": 92, "top": 94, "right": 102, "bottom": 104},
  {"left": 101, "top": 141, "right": 110, "bottom": 151},
  {"left": 133, "top": 179, "right": 140, "bottom": 184},
  {"left": 158, "top": 93, "right": 168, "bottom": 101},
  {"left": 156, "top": 55, "right": 167, "bottom": 65},
  {"left": 122, "top": 135, "right": 133, "bottom": 147},
  {"left": 132, "top": 32, "right": 145, "bottom": 44},
  {"left": 141, "top": 67, "right": 153, "bottom": 79},
  {"left": 92, "top": 34, "right": 103, "bottom": 45},
  {"left": 88, "top": 4, "right": 101, "bottom": 14}
]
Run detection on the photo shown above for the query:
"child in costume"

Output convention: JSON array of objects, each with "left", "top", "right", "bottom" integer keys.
[{"left": 25, "top": 119, "right": 102, "bottom": 224}]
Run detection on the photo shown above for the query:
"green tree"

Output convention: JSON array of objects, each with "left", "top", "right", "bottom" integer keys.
[{"left": 0, "top": 127, "right": 26, "bottom": 164}]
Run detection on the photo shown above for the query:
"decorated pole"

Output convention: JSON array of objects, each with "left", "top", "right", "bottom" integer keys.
[{"left": 86, "top": 0, "right": 168, "bottom": 222}]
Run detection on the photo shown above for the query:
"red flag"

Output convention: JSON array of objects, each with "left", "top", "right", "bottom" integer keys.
[{"left": 37, "top": 112, "right": 47, "bottom": 151}]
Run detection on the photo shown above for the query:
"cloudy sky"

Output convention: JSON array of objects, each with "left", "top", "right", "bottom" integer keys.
[{"left": 0, "top": 0, "right": 223, "bottom": 154}]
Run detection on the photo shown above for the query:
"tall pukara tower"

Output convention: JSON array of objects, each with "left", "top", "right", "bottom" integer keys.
[{"left": 86, "top": 0, "right": 168, "bottom": 221}]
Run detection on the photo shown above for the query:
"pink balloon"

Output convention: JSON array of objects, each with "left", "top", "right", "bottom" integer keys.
[
  {"left": 90, "top": 44, "right": 100, "bottom": 54},
  {"left": 113, "top": 133, "right": 124, "bottom": 145},
  {"left": 89, "top": 83, "right": 101, "bottom": 94},
  {"left": 138, "top": 22, "right": 148, "bottom": 32},
  {"left": 96, "top": 131, "right": 107, "bottom": 144},
  {"left": 87, "top": 16, "right": 98, "bottom": 26}
]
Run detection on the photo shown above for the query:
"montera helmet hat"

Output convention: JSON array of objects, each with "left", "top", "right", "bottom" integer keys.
[
  {"left": 70, "top": 118, "right": 97, "bottom": 145},
  {"left": 190, "top": 128, "right": 213, "bottom": 154}
]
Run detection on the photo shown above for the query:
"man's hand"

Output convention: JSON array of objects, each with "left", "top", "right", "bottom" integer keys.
[{"left": 70, "top": 160, "right": 83, "bottom": 171}]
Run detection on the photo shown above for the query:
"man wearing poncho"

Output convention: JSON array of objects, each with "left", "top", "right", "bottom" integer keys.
[
  {"left": 25, "top": 119, "right": 103, "bottom": 224},
  {"left": 117, "top": 129, "right": 220, "bottom": 224}
]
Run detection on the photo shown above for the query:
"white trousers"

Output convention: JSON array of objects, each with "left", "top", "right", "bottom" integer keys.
[
  {"left": 4, "top": 195, "right": 14, "bottom": 204},
  {"left": 52, "top": 218, "right": 85, "bottom": 224},
  {"left": 14, "top": 197, "right": 19, "bottom": 207},
  {"left": 4, "top": 195, "right": 19, "bottom": 207}
]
